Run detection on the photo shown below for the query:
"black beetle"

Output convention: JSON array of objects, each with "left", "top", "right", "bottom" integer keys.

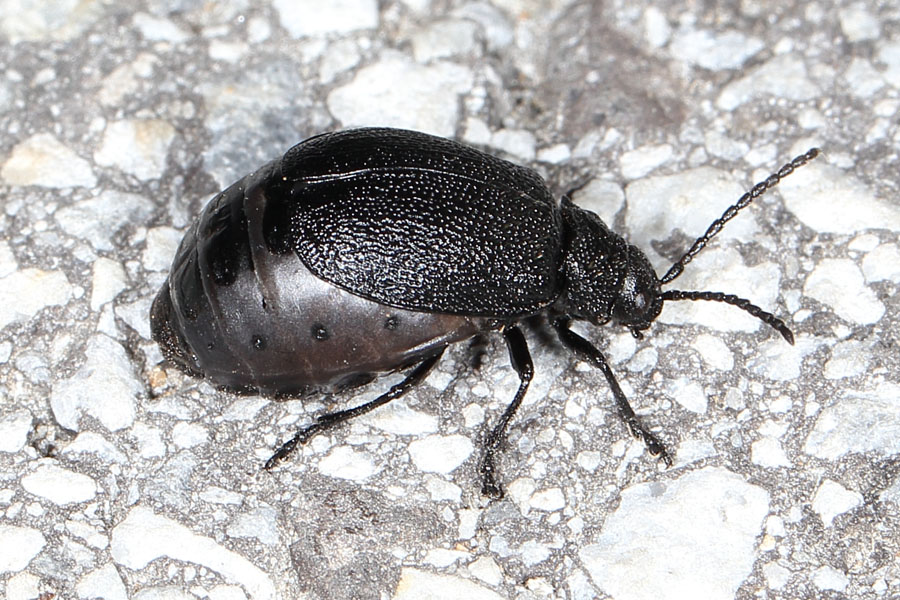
[{"left": 150, "top": 127, "right": 818, "bottom": 497}]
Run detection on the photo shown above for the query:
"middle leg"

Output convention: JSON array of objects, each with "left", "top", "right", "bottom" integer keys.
[{"left": 479, "top": 324, "right": 534, "bottom": 498}]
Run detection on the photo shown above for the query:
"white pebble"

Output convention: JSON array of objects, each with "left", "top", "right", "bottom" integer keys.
[
  {"left": 317, "top": 445, "right": 377, "bottom": 481},
  {"left": 779, "top": 161, "right": 900, "bottom": 235},
  {"left": 0, "top": 268, "right": 73, "bottom": 331},
  {"left": 717, "top": 54, "right": 818, "bottom": 110},
  {"left": 50, "top": 334, "right": 140, "bottom": 432},
  {"left": 394, "top": 567, "right": 504, "bottom": 600},
  {"left": 91, "top": 257, "right": 128, "bottom": 311},
  {"left": 76, "top": 563, "right": 128, "bottom": 600},
  {"left": 803, "top": 258, "right": 884, "bottom": 325},
  {"left": 581, "top": 467, "right": 769, "bottom": 600},
  {"left": 839, "top": 5, "right": 880, "bottom": 42},
  {"left": 1, "top": 133, "right": 96, "bottom": 188},
  {"left": 804, "top": 382, "right": 900, "bottom": 460},
  {"left": 0, "top": 409, "right": 32, "bottom": 453},
  {"left": 813, "top": 565, "right": 850, "bottom": 592},
  {"left": 273, "top": 0, "right": 378, "bottom": 37},
  {"left": 862, "top": 243, "right": 900, "bottom": 283},
  {"left": 666, "top": 377, "right": 707, "bottom": 414},
  {"left": 620, "top": 144, "right": 673, "bottom": 179},
  {"left": 110, "top": 506, "right": 275, "bottom": 600},
  {"left": 669, "top": 29, "right": 763, "bottom": 70},
  {"left": 490, "top": 129, "right": 536, "bottom": 162},
  {"left": 690, "top": 334, "right": 734, "bottom": 371},
  {"left": 0, "top": 524, "right": 45, "bottom": 573},
  {"left": 751, "top": 437, "right": 791, "bottom": 468},
  {"left": 327, "top": 55, "right": 473, "bottom": 138},
  {"left": 529, "top": 487, "right": 566, "bottom": 512},
  {"left": 823, "top": 340, "right": 870, "bottom": 379},
  {"left": 411, "top": 19, "right": 478, "bottom": 62},
  {"left": 55, "top": 191, "right": 154, "bottom": 252},
  {"left": 94, "top": 119, "right": 176, "bottom": 181},
  {"left": 22, "top": 461, "right": 97, "bottom": 504},
  {"left": 811, "top": 480, "right": 862, "bottom": 527},
  {"left": 408, "top": 434, "right": 473, "bottom": 474}
]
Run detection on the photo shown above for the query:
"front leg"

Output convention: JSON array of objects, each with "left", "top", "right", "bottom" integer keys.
[{"left": 553, "top": 318, "right": 672, "bottom": 466}]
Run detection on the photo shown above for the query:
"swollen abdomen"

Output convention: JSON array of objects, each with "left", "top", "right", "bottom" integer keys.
[{"left": 151, "top": 164, "right": 482, "bottom": 396}]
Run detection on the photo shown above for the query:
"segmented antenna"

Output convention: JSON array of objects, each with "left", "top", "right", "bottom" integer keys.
[
  {"left": 658, "top": 148, "right": 820, "bottom": 345},
  {"left": 660, "top": 148, "right": 820, "bottom": 285},
  {"left": 659, "top": 289, "right": 795, "bottom": 344}
]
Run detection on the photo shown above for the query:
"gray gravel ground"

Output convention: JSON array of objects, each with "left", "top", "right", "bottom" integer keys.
[{"left": 1, "top": 1, "right": 899, "bottom": 599}]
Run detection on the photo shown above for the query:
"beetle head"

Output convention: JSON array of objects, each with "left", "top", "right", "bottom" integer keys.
[
  {"left": 561, "top": 147, "right": 820, "bottom": 344},
  {"left": 610, "top": 244, "right": 664, "bottom": 337}
]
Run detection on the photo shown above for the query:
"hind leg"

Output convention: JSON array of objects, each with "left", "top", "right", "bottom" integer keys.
[{"left": 265, "top": 349, "right": 445, "bottom": 469}]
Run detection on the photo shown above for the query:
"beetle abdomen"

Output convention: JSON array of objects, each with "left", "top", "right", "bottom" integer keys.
[{"left": 150, "top": 161, "right": 482, "bottom": 396}]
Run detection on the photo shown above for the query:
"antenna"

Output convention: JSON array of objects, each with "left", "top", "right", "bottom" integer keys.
[
  {"left": 658, "top": 147, "right": 820, "bottom": 345},
  {"left": 660, "top": 148, "right": 820, "bottom": 285}
]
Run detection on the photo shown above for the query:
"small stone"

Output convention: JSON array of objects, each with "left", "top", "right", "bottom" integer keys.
[
  {"left": 530, "top": 487, "right": 566, "bottom": 512},
  {"left": 666, "top": 377, "right": 707, "bottom": 414},
  {"left": 779, "top": 161, "right": 900, "bottom": 235},
  {"left": 805, "top": 382, "right": 900, "bottom": 460},
  {"left": 272, "top": 0, "right": 378, "bottom": 37},
  {"left": 0, "top": 268, "right": 73, "bottom": 331},
  {"left": 327, "top": 55, "right": 473, "bottom": 138},
  {"left": 620, "top": 144, "right": 673, "bottom": 179},
  {"left": 94, "top": 119, "right": 176, "bottom": 181},
  {"left": 317, "top": 445, "right": 377, "bottom": 481},
  {"left": 804, "top": 259, "right": 884, "bottom": 325},
  {"left": 812, "top": 565, "right": 850, "bottom": 592},
  {"left": 717, "top": 54, "right": 818, "bottom": 110},
  {"left": 490, "top": 129, "right": 536, "bottom": 162},
  {"left": 669, "top": 29, "right": 763, "bottom": 70},
  {"left": 408, "top": 434, "right": 473, "bottom": 474},
  {"left": 580, "top": 467, "right": 769, "bottom": 600},
  {"left": 110, "top": 506, "right": 275, "bottom": 600},
  {"left": 0, "top": 409, "right": 32, "bottom": 453},
  {"left": 0, "top": 524, "right": 45, "bottom": 573},
  {"left": 862, "top": 244, "right": 900, "bottom": 283},
  {"left": 50, "top": 334, "right": 141, "bottom": 432},
  {"left": 839, "top": 5, "right": 880, "bottom": 42},
  {"left": 811, "top": 479, "right": 862, "bottom": 527},
  {"left": 0, "top": 0, "right": 104, "bottom": 43},
  {"left": 411, "top": 19, "right": 478, "bottom": 62},
  {"left": 76, "top": 563, "right": 128, "bottom": 600},
  {"left": 21, "top": 461, "right": 98, "bottom": 505},
  {"left": 691, "top": 334, "right": 734, "bottom": 371},
  {"left": 91, "top": 257, "right": 128, "bottom": 311},
  {"left": 1, "top": 133, "right": 96, "bottom": 188},
  {"left": 55, "top": 191, "right": 154, "bottom": 251},
  {"left": 226, "top": 505, "right": 280, "bottom": 546},
  {"left": 751, "top": 437, "right": 791, "bottom": 468},
  {"left": 394, "top": 567, "right": 504, "bottom": 600}
]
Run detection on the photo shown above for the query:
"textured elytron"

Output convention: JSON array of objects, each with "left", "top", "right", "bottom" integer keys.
[{"left": 284, "top": 128, "right": 563, "bottom": 317}]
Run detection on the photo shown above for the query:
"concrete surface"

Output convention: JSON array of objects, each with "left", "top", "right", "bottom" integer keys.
[{"left": 0, "top": 1, "right": 898, "bottom": 599}]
